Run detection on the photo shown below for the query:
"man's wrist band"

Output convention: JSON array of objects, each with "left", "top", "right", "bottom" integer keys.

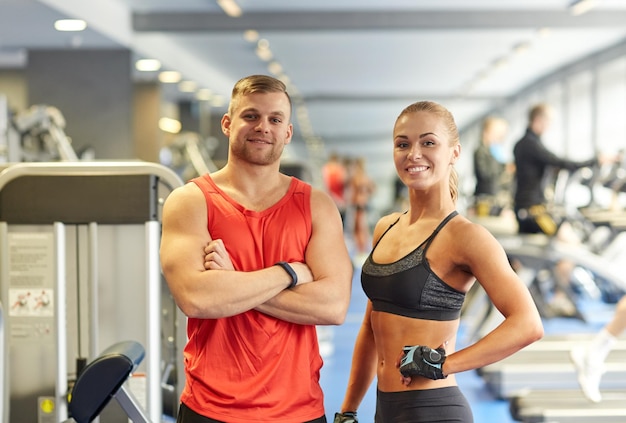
[{"left": 275, "top": 261, "right": 297, "bottom": 288}]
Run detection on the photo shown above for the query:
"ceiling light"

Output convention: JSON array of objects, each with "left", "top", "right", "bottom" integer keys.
[
  {"left": 537, "top": 27, "right": 552, "bottom": 38},
  {"left": 179, "top": 80, "right": 198, "bottom": 93},
  {"left": 135, "top": 59, "right": 161, "bottom": 72},
  {"left": 196, "top": 89, "right": 213, "bottom": 101},
  {"left": 243, "top": 30, "right": 259, "bottom": 43},
  {"left": 159, "top": 117, "right": 181, "bottom": 134},
  {"left": 493, "top": 57, "right": 509, "bottom": 70},
  {"left": 211, "top": 96, "right": 226, "bottom": 108},
  {"left": 54, "top": 19, "right": 87, "bottom": 32},
  {"left": 569, "top": 0, "right": 597, "bottom": 16},
  {"left": 255, "top": 46, "right": 273, "bottom": 62},
  {"left": 268, "top": 61, "right": 283, "bottom": 75},
  {"left": 513, "top": 41, "right": 531, "bottom": 56},
  {"left": 159, "top": 71, "right": 182, "bottom": 83},
  {"left": 278, "top": 75, "right": 292, "bottom": 87},
  {"left": 217, "top": 0, "right": 242, "bottom": 18}
]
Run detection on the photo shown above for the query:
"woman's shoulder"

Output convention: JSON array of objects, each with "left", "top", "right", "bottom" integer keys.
[
  {"left": 446, "top": 213, "right": 502, "bottom": 249},
  {"left": 372, "top": 211, "right": 403, "bottom": 233},
  {"left": 380, "top": 211, "right": 404, "bottom": 225}
]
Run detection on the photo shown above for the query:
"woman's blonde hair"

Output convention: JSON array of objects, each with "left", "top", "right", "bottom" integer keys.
[{"left": 396, "top": 101, "right": 460, "bottom": 202}]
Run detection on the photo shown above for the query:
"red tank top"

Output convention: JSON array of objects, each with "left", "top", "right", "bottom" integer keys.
[{"left": 180, "top": 174, "right": 324, "bottom": 423}]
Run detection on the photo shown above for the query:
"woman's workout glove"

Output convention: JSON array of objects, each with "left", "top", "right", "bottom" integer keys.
[
  {"left": 333, "top": 411, "right": 358, "bottom": 423},
  {"left": 399, "top": 345, "right": 447, "bottom": 380}
]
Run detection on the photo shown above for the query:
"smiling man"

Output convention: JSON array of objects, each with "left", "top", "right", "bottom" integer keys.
[{"left": 159, "top": 74, "right": 353, "bottom": 423}]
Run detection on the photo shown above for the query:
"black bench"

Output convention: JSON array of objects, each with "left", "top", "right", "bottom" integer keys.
[{"left": 65, "top": 340, "right": 151, "bottom": 423}]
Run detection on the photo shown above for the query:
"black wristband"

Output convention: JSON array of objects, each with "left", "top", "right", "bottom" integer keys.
[{"left": 275, "top": 261, "right": 297, "bottom": 288}]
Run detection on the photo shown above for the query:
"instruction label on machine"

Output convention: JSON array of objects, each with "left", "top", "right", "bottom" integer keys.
[{"left": 7, "top": 232, "right": 55, "bottom": 317}]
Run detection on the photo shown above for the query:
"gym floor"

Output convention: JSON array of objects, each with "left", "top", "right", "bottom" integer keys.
[{"left": 318, "top": 260, "right": 613, "bottom": 423}]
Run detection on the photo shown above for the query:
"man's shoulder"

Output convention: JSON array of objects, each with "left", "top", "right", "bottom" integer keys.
[
  {"left": 168, "top": 181, "right": 205, "bottom": 202},
  {"left": 514, "top": 133, "right": 540, "bottom": 150}
]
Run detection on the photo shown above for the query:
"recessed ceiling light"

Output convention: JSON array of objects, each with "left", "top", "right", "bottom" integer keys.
[
  {"left": 243, "top": 30, "right": 259, "bottom": 43},
  {"left": 159, "top": 117, "right": 182, "bottom": 134},
  {"left": 196, "top": 89, "right": 213, "bottom": 101},
  {"left": 54, "top": 19, "right": 87, "bottom": 32},
  {"left": 179, "top": 80, "right": 198, "bottom": 93},
  {"left": 135, "top": 59, "right": 161, "bottom": 72},
  {"left": 217, "top": 0, "right": 242, "bottom": 17},
  {"left": 513, "top": 41, "right": 531, "bottom": 55},
  {"left": 268, "top": 61, "right": 283, "bottom": 75},
  {"left": 255, "top": 41, "right": 273, "bottom": 62},
  {"left": 211, "top": 96, "right": 226, "bottom": 108},
  {"left": 159, "top": 71, "right": 182, "bottom": 83},
  {"left": 493, "top": 56, "right": 509, "bottom": 70},
  {"left": 569, "top": 0, "right": 597, "bottom": 16}
]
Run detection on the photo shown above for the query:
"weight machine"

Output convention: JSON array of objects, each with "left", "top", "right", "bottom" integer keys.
[
  {"left": 0, "top": 100, "right": 79, "bottom": 163},
  {"left": 0, "top": 161, "right": 185, "bottom": 422}
]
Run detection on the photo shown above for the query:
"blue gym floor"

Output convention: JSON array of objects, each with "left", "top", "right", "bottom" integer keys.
[{"left": 318, "top": 260, "right": 614, "bottom": 423}]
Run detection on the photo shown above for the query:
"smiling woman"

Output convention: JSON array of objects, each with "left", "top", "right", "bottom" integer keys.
[{"left": 333, "top": 100, "right": 543, "bottom": 423}]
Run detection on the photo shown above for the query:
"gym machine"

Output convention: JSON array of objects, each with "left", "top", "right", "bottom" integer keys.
[
  {"left": 64, "top": 340, "right": 151, "bottom": 423},
  {"left": 478, "top": 333, "right": 626, "bottom": 399},
  {"left": 510, "top": 388, "right": 626, "bottom": 422},
  {"left": 1, "top": 103, "right": 79, "bottom": 163},
  {"left": 159, "top": 132, "right": 218, "bottom": 182},
  {"left": 0, "top": 161, "right": 184, "bottom": 422}
]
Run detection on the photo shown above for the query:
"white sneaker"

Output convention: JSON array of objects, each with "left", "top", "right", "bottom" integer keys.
[{"left": 570, "top": 346, "right": 604, "bottom": 403}]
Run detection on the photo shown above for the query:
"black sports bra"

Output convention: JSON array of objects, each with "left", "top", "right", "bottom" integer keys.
[{"left": 361, "top": 211, "right": 465, "bottom": 321}]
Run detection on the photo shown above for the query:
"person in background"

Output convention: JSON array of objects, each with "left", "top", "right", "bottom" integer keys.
[
  {"left": 513, "top": 103, "right": 601, "bottom": 319},
  {"left": 473, "top": 116, "right": 512, "bottom": 216},
  {"left": 570, "top": 295, "right": 626, "bottom": 403},
  {"left": 334, "top": 100, "right": 543, "bottom": 423},
  {"left": 323, "top": 151, "right": 348, "bottom": 222},
  {"left": 349, "top": 156, "right": 376, "bottom": 256},
  {"left": 160, "top": 74, "right": 353, "bottom": 423},
  {"left": 513, "top": 103, "right": 599, "bottom": 236},
  {"left": 392, "top": 174, "right": 409, "bottom": 212}
]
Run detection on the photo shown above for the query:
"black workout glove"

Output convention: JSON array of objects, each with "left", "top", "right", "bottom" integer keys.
[
  {"left": 333, "top": 411, "right": 358, "bottom": 423},
  {"left": 399, "top": 345, "right": 447, "bottom": 380}
]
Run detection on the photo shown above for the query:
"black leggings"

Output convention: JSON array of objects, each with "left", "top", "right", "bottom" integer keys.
[
  {"left": 177, "top": 402, "right": 327, "bottom": 423},
  {"left": 375, "top": 387, "right": 473, "bottom": 423}
]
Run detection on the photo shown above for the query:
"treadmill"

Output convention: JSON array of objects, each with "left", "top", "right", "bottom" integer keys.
[
  {"left": 510, "top": 389, "right": 626, "bottom": 423},
  {"left": 479, "top": 334, "right": 626, "bottom": 399}
]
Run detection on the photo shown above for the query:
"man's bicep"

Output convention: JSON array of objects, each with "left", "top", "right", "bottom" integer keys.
[
  {"left": 160, "top": 187, "right": 211, "bottom": 279},
  {"left": 306, "top": 191, "right": 351, "bottom": 279}
]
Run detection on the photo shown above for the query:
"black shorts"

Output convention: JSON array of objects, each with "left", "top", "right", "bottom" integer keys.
[
  {"left": 176, "top": 402, "right": 327, "bottom": 423},
  {"left": 375, "top": 387, "right": 473, "bottom": 423}
]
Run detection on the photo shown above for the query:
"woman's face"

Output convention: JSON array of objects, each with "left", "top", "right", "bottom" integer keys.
[{"left": 393, "top": 111, "right": 459, "bottom": 191}]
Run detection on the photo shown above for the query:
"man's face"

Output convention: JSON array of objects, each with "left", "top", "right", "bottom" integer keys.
[
  {"left": 535, "top": 109, "right": 553, "bottom": 135},
  {"left": 222, "top": 91, "right": 293, "bottom": 166}
]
